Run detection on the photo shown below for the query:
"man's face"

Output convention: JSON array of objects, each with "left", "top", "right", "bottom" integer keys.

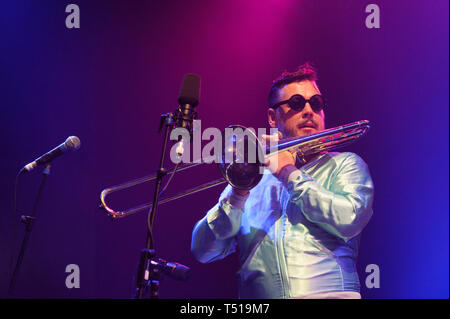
[{"left": 268, "top": 80, "right": 325, "bottom": 139}]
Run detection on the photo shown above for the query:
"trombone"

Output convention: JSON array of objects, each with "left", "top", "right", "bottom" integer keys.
[{"left": 99, "top": 120, "right": 370, "bottom": 220}]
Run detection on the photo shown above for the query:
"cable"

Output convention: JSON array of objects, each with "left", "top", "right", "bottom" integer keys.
[
  {"left": 146, "top": 159, "right": 181, "bottom": 247},
  {"left": 158, "top": 161, "right": 180, "bottom": 197}
]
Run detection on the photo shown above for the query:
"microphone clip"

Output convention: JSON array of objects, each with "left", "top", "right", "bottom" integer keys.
[
  {"left": 158, "top": 112, "right": 175, "bottom": 133},
  {"left": 173, "top": 106, "right": 198, "bottom": 135}
]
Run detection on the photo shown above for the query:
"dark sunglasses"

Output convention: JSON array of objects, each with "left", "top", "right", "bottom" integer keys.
[{"left": 269, "top": 94, "right": 325, "bottom": 112}]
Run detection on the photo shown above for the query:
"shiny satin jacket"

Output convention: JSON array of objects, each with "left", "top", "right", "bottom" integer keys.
[{"left": 191, "top": 152, "right": 374, "bottom": 298}]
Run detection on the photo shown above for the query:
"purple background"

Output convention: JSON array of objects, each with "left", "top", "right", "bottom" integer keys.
[{"left": 0, "top": 0, "right": 448, "bottom": 298}]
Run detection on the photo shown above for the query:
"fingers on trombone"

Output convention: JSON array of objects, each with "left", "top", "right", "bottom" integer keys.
[{"left": 261, "top": 133, "right": 280, "bottom": 148}]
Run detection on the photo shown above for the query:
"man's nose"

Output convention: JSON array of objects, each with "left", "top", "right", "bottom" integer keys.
[{"left": 301, "top": 102, "right": 314, "bottom": 118}]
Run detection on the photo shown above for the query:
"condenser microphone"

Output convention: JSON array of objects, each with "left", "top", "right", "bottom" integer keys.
[
  {"left": 21, "top": 136, "right": 81, "bottom": 173},
  {"left": 176, "top": 74, "right": 201, "bottom": 133}
]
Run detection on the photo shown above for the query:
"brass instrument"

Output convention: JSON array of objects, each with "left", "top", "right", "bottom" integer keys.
[{"left": 99, "top": 120, "right": 370, "bottom": 220}]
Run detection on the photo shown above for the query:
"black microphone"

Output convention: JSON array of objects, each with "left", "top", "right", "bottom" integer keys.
[
  {"left": 175, "top": 74, "right": 201, "bottom": 134},
  {"left": 151, "top": 258, "right": 191, "bottom": 281},
  {"left": 22, "top": 136, "right": 81, "bottom": 173}
]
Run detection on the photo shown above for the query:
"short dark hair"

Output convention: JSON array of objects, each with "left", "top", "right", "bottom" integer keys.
[{"left": 268, "top": 62, "right": 318, "bottom": 107}]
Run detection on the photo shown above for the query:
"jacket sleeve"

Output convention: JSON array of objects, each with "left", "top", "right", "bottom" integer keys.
[
  {"left": 191, "top": 185, "right": 248, "bottom": 263},
  {"left": 285, "top": 152, "right": 374, "bottom": 242}
]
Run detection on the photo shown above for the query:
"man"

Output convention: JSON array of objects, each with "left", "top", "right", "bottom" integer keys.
[{"left": 191, "top": 63, "right": 374, "bottom": 299}]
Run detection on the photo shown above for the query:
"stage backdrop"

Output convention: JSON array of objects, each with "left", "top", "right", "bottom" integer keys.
[{"left": 0, "top": 0, "right": 448, "bottom": 298}]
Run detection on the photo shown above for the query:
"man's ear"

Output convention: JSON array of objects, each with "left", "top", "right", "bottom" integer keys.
[{"left": 268, "top": 108, "right": 277, "bottom": 128}]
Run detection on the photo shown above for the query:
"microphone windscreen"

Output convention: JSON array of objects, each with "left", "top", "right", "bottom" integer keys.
[
  {"left": 178, "top": 74, "right": 201, "bottom": 106},
  {"left": 65, "top": 136, "right": 81, "bottom": 151}
]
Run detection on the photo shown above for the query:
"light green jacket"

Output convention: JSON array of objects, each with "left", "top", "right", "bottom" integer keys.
[{"left": 191, "top": 152, "right": 374, "bottom": 298}]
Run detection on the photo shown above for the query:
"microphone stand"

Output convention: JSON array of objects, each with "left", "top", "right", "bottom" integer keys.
[
  {"left": 8, "top": 164, "right": 51, "bottom": 297},
  {"left": 133, "top": 110, "right": 194, "bottom": 298},
  {"left": 134, "top": 112, "right": 174, "bottom": 299}
]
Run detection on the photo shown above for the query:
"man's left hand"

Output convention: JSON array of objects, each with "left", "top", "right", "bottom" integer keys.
[{"left": 262, "top": 133, "right": 296, "bottom": 178}]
